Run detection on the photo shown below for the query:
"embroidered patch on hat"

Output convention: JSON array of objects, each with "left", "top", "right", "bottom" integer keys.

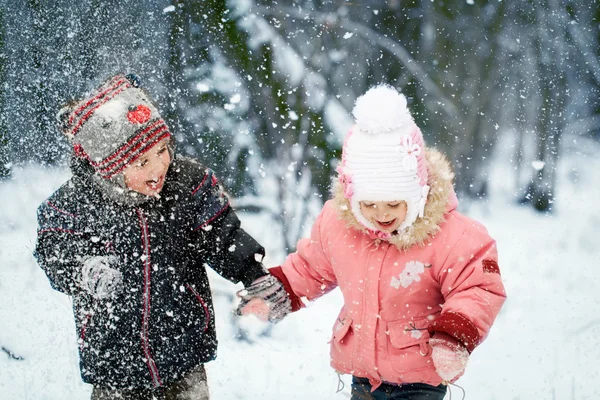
[{"left": 127, "top": 104, "right": 152, "bottom": 124}]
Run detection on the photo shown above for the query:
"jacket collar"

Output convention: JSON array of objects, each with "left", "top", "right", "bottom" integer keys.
[{"left": 331, "top": 148, "right": 456, "bottom": 251}]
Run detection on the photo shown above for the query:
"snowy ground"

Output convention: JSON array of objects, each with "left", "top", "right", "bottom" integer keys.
[{"left": 1, "top": 135, "right": 599, "bottom": 399}]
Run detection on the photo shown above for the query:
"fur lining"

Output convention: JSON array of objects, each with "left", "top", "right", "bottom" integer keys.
[{"left": 331, "top": 148, "right": 455, "bottom": 251}]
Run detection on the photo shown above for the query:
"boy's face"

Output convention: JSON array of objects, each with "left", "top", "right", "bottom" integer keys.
[
  {"left": 359, "top": 200, "right": 408, "bottom": 233},
  {"left": 122, "top": 138, "right": 171, "bottom": 196}
]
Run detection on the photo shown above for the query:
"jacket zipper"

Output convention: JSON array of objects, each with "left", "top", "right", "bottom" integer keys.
[
  {"left": 355, "top": 242, "right": 391, "bottom": 379},
  {"left": 137, "top": 209, "right": 162, "bottom": 387},
  {"left": 354, "top": 246, "right": 372, "bottom": 373}
]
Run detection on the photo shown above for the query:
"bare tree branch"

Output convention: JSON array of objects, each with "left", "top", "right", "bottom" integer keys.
[
  {"left": 567, "top": 23, "right": 600, "bottom": 87},
  {"left": 1, "top": 346, "right": 24, "bottom": 361},
  {"left": 253, "top": 4, "right": 459, "bottom": 119}
]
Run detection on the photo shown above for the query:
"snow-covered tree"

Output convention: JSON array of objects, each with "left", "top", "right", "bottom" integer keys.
[
  {"left": 0, "top": 6, "right": 9, "bottom": 179},
  {"left": 163, "top": 0, "right": 353, "bottom": 253},
  {"left": 2, "top": 0, "right": 600, "bottom": 223},
  {"left": 505, "top": 0, "right": 591, "bottom": 211}
]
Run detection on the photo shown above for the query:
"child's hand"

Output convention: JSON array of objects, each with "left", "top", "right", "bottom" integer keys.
[
  {"left": 236, "top": 274, "right": 291, "bottom": 323},
  {"left": 81, "top": 256, "right": 123, "bottom": 300},
  {"left": 236, "top": 297, "right": 271, "bottom": 321},
  {"left": 429, "top": 333, "right": 469, "bottom": 383}
]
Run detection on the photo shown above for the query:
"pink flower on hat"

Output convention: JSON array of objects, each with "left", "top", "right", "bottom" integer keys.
[{"left": 399, "top": 135, "right": 421, "bottom": 171}]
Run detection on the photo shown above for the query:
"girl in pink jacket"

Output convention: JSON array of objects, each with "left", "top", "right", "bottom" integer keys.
[{"left": 238, "top": 85, "right": 506, "bottom": 399}]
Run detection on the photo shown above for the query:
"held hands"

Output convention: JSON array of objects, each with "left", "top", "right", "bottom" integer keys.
[
  {"left": 236, "top": 274, "right": 291, "bottom": 323},
  {"left": 81, "top": 256, "right": 123, "bottom": 300},
  {"left": 429, "top": 333, "right": 470, "bottom": 383}
]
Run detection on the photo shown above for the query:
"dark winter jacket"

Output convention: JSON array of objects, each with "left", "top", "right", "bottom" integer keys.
[{"left": 34, "top": 156, "right": 267, "bottom": 389}]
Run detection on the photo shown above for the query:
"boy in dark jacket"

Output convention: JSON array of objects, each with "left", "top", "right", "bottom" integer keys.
[{"left": 34, "top": 73, "right": 290, "bottom": 400}]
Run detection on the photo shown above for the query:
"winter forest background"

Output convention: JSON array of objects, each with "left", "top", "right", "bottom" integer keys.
[{"left": 0, "top": 0, "right": 599, "bottom": 399}]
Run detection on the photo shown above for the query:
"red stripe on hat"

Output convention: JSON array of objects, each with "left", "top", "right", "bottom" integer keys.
[
  {"left": 89, "top": 119, "right": 165, "bottom": 168},
  {"left": 69, "top": 83, "right": 131, "bottom": 137},
  {"left": 69, "top": 77, "right": 127, "bottom": 124},
  {"left": 96, "top": 124, "right": 169, "bottom": 174},
  {"left": 97, "top": 125, "right": 169, "bottom": 175},
  {"left": 71, "top": 127, "right": 170, "bottom": 179},
  {"left": 100, "top": 131, "right": 171, "bottom": 179}
]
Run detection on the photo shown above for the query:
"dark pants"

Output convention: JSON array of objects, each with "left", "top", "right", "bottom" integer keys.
[
  {"left": 350, "top": 376, "right": 447, "bottom": 400},
  {"left": 91, "top": 364, "right": 209, "bottom": 400}
]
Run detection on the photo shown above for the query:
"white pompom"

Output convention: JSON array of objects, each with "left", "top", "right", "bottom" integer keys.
[{"left": 352, "top": 85, "right": 414, "bottom": 135}]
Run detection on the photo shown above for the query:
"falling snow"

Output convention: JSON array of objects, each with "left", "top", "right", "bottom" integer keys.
[{"left": 0, "top": 1, "right": 599, "bottom": 399}]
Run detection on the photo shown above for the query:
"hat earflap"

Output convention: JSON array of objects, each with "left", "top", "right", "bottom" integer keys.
[{"left": 56, "top": 104, "right": 74, "bottom": 137}]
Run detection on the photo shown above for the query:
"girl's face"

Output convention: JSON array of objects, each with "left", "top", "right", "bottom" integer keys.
[
  {"left": 122, "top": 138, "right": 171, "bottom": 196},
  {"left": 359, "top": 200, "right": 408, "bottom": 233}
]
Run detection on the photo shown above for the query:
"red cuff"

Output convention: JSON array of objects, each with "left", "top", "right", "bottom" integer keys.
[
  {"left": 428, "top": 311, "right": 480, "bottom": 353},
  {"left": 268, "top": 266, "right": 304, "bottom": 312},
  {"left": 429, "top": 332, "right": 463, "bottom": 351}
]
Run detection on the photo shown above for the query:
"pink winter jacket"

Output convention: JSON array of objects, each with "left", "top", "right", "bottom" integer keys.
[{"left": 273, "top": 150, "right": 506, "bottom": 387}]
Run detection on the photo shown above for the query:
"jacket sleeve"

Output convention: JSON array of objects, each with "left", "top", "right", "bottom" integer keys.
[
  {"left": 276, "top": 206, "right": 338, "bottom": 309},
  {"left": 190, "top": 169, "right": 267, "bottom": 287},
  {"left": 428, "top": 216, "right": 507, "bottom": 353},
  {"left": 34, "top": 200, "right": 104, "bottom": 295}
]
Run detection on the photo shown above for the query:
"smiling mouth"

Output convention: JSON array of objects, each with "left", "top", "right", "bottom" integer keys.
[{"left": 375, "top": 219, "right": 397, "bottom": 229}]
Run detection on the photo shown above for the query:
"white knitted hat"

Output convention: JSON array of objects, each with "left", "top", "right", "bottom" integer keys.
[{"left": 337, "top": 85, "right": 430, "bottom": 235}]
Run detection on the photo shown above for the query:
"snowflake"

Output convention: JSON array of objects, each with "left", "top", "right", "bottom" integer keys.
[
  {"left": 391, "top": 260, "right": 426, "bottom": 289},
  {"left": 398, "top": 135, "right": 421, "bottom": 171},
  {"left": 411, "top": 330, "right": 423, "bottom": 339}
]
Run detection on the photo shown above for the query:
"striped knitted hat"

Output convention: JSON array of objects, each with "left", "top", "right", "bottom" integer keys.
[
  {"left": 337, "top": 85, "right": 430, "bottom": 235},
  {"left": 58, "top": 73, "right": 171, "bottom": 180}
]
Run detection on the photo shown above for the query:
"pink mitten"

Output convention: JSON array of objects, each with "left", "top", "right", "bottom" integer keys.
[{"left": 429, "top": 334, "right": 469, "bottom": 382}]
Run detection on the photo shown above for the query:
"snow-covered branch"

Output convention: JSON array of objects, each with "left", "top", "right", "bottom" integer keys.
[
  {"left": 252, "top": 4, "right": 459, "bottom": 119},
  {"left": 567, "top": 23, "right": 600, "bottom": 87}
]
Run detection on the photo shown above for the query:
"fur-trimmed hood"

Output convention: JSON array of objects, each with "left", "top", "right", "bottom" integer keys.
[{"left": 331, "top": 148, "right": 457, "bottom": 251}]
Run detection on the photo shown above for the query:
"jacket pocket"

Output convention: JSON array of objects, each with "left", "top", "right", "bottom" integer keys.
[
  {"left": 78, "top": 313, "right": 93, "bottom": 352},
  {"left": 332, "top": 316, "right": 353, "bottom": 343},
  {"left": 186, "top": 284, "right": 211, "bottom": 332},
  {"left": 76, "top": 304, "right": 122, "bottom": 383},
  {"left": 329, "top": 309, "right": 354, "bottom": 373},
  {"left": 386, "top": 317, "right": 431, "bottom": 374}
]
